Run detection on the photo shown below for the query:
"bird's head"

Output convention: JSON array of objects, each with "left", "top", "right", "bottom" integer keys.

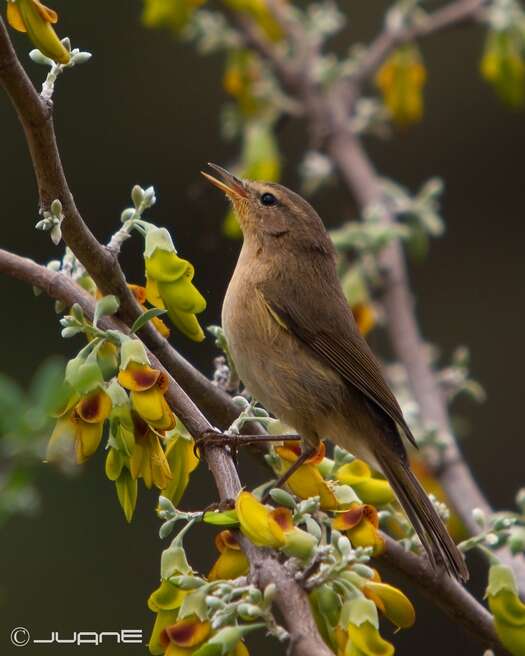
[{"left": 202, "top": 163, "right": 334, "bottom": 255}]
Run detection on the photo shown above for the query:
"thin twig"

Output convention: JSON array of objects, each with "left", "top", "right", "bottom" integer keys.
[
  {"left": 0, "top": 249, "right": 509, "bottom": 654},
  {"left": 351, "top": 0, "right": 486, "bottom": 85}
]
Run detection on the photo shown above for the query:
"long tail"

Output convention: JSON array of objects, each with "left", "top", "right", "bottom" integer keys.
[{"left": 374, "top": 446, "right": 469, "bottom": 582}]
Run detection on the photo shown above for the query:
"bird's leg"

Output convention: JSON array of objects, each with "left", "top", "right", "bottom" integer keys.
[
  {"left": 193, "top": 429, "right": 301, "bottom": 459},
  {"left": 262, "top": 445, "right": 318, "bottom": 503}
]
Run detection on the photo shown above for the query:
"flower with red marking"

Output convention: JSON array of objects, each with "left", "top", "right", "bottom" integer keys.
[
  {"left": 275, "top": 441, "right": 337, "bottom": 510},
  {"left": 333, "top": 504, "right": 385, "bottom": 556},
  {"left": 130, "top": 414, "right": 172, "bottom": 490},
  {"left": 47, "top": 388, "right": 112, "bottom": 464},
  {"left": 160, "top": 617, "right": 211, "bottom": 656},
  {"left": 208, "top": 530, "right": 249, "bottom": 581}
]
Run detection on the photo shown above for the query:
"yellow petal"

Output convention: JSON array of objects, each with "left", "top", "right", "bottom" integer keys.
[
  {"left": 145, "top": 250, "right": 189, "bottom": 283},
  {"left": 148, "top": 579, "right": 187, "bottom": 612},
  {"left": 128, "top": 283, "right": 147, "bottom": 304},
  {"left": 235, "top": 491, "right": 285, "bottom": 548},
  {"left": 46, "top": 413, "right": 76, "bottom": 464},
  {"left": 33, "top": 0, "right": 57, "bottom": 22},
  {"left": 347, "top": 622, "right": 394, "bottom": 656},
  {"left": 146, "top": 276, "right": 165, "bottom": 309},
  {"left": 118, "top": 361, "right": 160, "bottom": 392},
  {"left": 148, "top": 609, "right": 181, "bottom": 656},
  {"left": 162, "top": 617, "right": 211, "bottom": 648},
  {"left": 364, "top": 582, "right": 415, "bottom": 629},
  {"left": 162, "top": 435, "right": 199, "bottom": 506},
  {"left": 208, "top": 548, "right": 249, "bottom": 581},
  {"left": 130, "top": 431, "right": 171, "bottom": 489},
  {"left": 132, "top": 387, "right": 175, "bottom": 430},
  {"left": 17, "top": 0, "right": 70, "bottom": 64},
  {"left": 115, "top": 467, "right": 137, "bottom": 522},
  {"left": 7, "top": 2, "right": 27, "bottom": 32},
  {"left": 157, "top": 273, "right": 206, "bottom": 315},
  {"left": 76, "top": 389, "right": 112, "bottom": 423},
  {"left": 165, "top": 307, "right": 205, "bottom": 342},
  {"left": 75, "top": 417, "right": 103, "bottom": 463},
  {"left": 285, "top": 463, "right": 338, "bottom": 511}
]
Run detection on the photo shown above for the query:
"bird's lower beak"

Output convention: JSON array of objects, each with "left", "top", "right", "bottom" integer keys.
[{"left": 201, "top": 163, "right": 248, "bottom": 199}]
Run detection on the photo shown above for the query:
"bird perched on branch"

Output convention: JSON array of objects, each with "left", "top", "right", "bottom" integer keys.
[{"left": 202, "top": 163, "right": 468, "bottom": 582}]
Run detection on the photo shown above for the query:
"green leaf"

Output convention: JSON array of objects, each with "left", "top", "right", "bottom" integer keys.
[
  {"left": 130, "top": 308, "right": 168, "bottom": 334},
  {"left": 202, "top": 509, "right": 239, "bottom": 526}
]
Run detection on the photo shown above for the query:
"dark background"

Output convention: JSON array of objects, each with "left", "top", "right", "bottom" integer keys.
[{"left": 1, "top": 1, "right": 524, "bottom": 654}]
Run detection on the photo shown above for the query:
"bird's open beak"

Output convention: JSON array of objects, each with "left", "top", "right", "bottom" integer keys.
[{"left": 201, "top": 163, "right": 248, "bottom": 199}]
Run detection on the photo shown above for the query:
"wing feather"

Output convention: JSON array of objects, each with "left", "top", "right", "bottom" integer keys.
[{"left": 262, "top": 293, "right": 417, "bottom": 448}]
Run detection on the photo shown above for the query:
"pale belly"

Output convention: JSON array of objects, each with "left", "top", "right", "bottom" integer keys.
[{"left": 222, "top": 281, "right": 378, "bottom": 462}]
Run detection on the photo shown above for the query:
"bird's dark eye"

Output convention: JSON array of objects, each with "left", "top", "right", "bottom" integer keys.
[{"left": 260, "top": 192, "right": 277, "bottom": 206}]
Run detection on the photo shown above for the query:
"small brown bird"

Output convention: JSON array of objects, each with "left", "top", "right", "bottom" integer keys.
[{"left": 203, "top": 163, "right": 468, "bottom": 582}]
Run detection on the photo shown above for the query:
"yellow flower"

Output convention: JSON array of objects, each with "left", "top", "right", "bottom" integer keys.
[
  {"left": 335, "top": 460, "right": 394, "bottom": 506},
  {"left": 162, "top": 430, "right": 200, "bottom": 506},
  {"left": 275, "top": 442, "right": 338, "bottom": 511},
  {"left": 130, "top": 414, "right": 172, "bottom": 490},
  {"left": 333, "top": 504, "right": 385, "bottom": 556},
  {"left": 351, "top": 303, "right": 376, "bottom": 337},
  {"left": 105, "top": 449, "right": 138, "bottom": 523},
  {"left": 362, "top": 574, "right": 415, "bottom": 630},
  {"left": 208, "top": 530, "right": 249, "bottom": 581},
  {"left": 337, "top": 598, "right": 394, "bottom": 656},
  {"left": 144, "top": 228, "right": 206, "bottom": 342},
  {"left": 160, "top": 617, "right": 211, "bottom": 656},
  {"left": 376, "top": 43, "right": 426, "bottom": 126},
  {"left": 7, "top": 0, "right": 70, "bottom": 64},
  {"left": 481, "top": 29, "right": 525, "bottom": 107},
  {"left": 142, "top": 0, "right": 206, "bottom": 34},
  {"left": 118, "top": 362, "right": 176, "bottom": 431},
  {"left": 486, "top": 564, "right": 525, "bottom": 656},
  {"left": 46, "top": 388, "right": 112, "bottom": 465},
  {"left": 235, "top": 491, "right": 316, "bottom": 558},
  {"left": 148, "top": 580, "right": 189, "bottom": 656},
  {"left": 129, "top": 283, "right": 171, "bottom": 338},
  {"left": 235, "top": 490, "right": 285, "bottom": 548}
]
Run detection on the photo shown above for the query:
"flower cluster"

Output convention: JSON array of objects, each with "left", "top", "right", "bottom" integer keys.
[
  {"left": 150, "top": 475, "right": 415, "bottom": 656},
  {"left": 46, "top": 300, "right": 199, "bottom": 522}
]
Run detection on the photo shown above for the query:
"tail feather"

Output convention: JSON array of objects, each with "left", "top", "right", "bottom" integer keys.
[{"left": 374, "top": 448, "right": 469, "bottom": 583}]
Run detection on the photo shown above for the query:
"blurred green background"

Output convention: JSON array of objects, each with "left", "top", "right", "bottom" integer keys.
[{"left": 1, "top": 1, "right": 525, "bottom": 654}]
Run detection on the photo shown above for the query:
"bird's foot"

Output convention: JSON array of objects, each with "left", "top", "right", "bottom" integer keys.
[
  {"left": 261, "top": 445, "right": 318, "bottom": 504},
  {"left": 193, "top": 429, "right": 301, "bottom": 460}
]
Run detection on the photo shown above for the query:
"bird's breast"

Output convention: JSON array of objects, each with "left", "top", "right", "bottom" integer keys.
[{"left": 222, "top": 269, "right": 348, "bottom": 439}]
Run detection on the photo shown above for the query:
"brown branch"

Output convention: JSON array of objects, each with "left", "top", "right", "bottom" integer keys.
[
  {"left": 0, "top": 249, "right": 509, "bottom": 654},
  {"left": 381, "top": 535, "right": 506, "bottom": 653},
  {"left": 351, "top": 0, "right": 486, "bottom": 85}
]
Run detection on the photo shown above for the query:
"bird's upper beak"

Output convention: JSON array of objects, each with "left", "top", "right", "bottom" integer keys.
[{"left": 201, "top": 163, "right": 248, "bottom": 199}]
